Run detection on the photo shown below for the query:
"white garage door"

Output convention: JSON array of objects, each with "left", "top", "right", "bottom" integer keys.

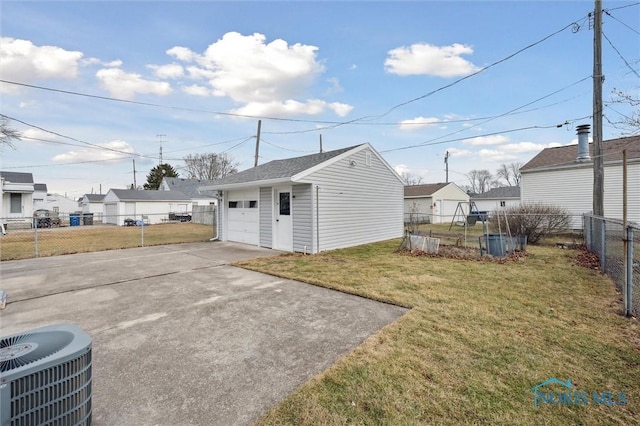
[
  {"left": 104, "top": 203, "right": 118, "bottom": 225},
  {"left": 226, "top": 189, "right": 259, "bottom": 245}
]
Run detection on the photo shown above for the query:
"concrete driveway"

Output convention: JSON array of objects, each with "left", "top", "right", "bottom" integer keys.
[{"left": 0, "top": 242, "right": 407, "bottom": 425}]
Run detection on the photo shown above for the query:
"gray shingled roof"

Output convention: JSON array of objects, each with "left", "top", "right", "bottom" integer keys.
[
  {"left": 472, "top": 186, "right": 520, "bottom": 199},
  {"left": 162, "top": 177, "right": 218, "bottom": 198},
  {"left": 404, "top": 183, "right": 450, "bottom": 197},
  {"left": 84, "top": 194, "right": 105, "bottom": 202},
  {"left": 34, "top": 183, "right": 47, "bottom": 192},
  {"left": 110, "top": 189, "right": 190, "bottom": 201},
  {"left": 0, "top": 171, "right": 34, "bottom": 184},
  {"left": 521, "top": 135, "right": 640, "bottom": 172},
  {"left": 206, "top": 145, "right": 362, "bottom": 187}
]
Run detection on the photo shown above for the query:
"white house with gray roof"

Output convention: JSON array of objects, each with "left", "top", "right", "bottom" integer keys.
[
  {"left": 471, "top": 186, "right": 521, "bottom": 213},
  {"left": 1, "top": 171, "right": 35, "bottom": 229},
  {"left": 160, "top": 177, "right": 218, "bottom": 206},
  {"left": 200, "top": 143, "right": 404, "bottom": 253},
  {"left": 102, "top": 189, "right": 191, "bottom": 225},
  {"left": 521, "top": 129, "right": 640, "bottom": 228}
]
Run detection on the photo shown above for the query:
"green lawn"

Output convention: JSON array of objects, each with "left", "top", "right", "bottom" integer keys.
[{"left": 236, "top": 238, "right": 639, "bottom": 425}]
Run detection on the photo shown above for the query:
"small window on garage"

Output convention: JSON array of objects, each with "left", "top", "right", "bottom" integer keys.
[
  {"left": 248, "top": 200, "right": 258, "bottom": 208},
  {"left": 229, "top": 201, "right": 239, "bottom": 208}
]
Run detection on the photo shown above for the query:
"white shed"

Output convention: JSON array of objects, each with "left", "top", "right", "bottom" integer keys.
[
  {"left": 521, "top": 132, "right": 640, "bottom": 228},
  {"left": 404, "top": 182, "right": 470, "bottom": 224},
  {"left": 102, "top": 189, "right": 191, "bottom": 225},
  {"left": 200, "top": 143, "right": 404, "bottom": 253},
  {"left": 80, "top": 194, "right": 106, "bottom": 222}
]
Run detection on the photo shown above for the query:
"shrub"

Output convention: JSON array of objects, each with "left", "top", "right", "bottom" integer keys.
[{"left": 488, "top": 203, "right": 572, "bottom": 244}]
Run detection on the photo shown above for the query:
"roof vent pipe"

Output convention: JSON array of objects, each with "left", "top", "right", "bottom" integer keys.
[{"left": 576, "top": 124, "right": 591, "bottom": 162}]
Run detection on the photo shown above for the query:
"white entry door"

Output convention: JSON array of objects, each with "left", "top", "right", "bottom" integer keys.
[{"left": 274, "top": 187, "right": 292, "bottom": 251}]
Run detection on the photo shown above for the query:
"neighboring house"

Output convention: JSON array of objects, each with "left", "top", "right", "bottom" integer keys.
[
  {"left": 471, "top": 186, "right": 521, "bottom": 213},
  {"left": 160, "top": 177, "right": 218, "bottom": 206},
  {"left": 404, "top": 182, "right": 470, "bottom": 224},
  {"left": 1, "top": 171, "right": 35, "bottom": 228},
  {"left": 33, "top": 183, "right": 48, "bottom": 210},
  {"left": 521, "top": 127, "right": 640, "bottom": 227},
  {"left": 80, "top": 194, "right": 106, "bottom": 222},
  {"left": 102, "top": 189, "right": 192, "bottom": 225},
  {"left": 200, "top": 143, "right": 404, "bottom": 253},
  {"left": 44, "top": 193, "right": 80, "bottom": 214}
]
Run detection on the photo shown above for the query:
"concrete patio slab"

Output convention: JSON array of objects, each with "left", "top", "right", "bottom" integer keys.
[{"left": 0, "top": 242, "right": 407, "bottom": 425}]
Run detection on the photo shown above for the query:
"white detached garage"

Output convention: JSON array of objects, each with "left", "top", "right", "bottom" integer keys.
[
  {"left": 102, "top": 189, "right": 191, "bottom": 225},
  {"left": 200, "top": 143, "right": 404, "bottom": 253}
]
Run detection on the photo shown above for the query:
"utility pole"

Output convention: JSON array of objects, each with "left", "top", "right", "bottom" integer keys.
[
  {"left": 254, "top": 120, "right": 262, "bottom": 167},
  {"left": 593, "top": 0, "right": 604, "bottom": 217},
  {"left": 157, "top": 134, "right": 166, "bottom": 165},
  {"left": 444, "top": 151, "right": 450, "bottom": 183},
  {"left": 132, "top": 159, "right": 137, "bottom": 189}
]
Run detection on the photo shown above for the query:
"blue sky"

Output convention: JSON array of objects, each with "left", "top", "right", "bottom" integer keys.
[{"left": 1, "top": 1, "right": 638, "bottom": 199}]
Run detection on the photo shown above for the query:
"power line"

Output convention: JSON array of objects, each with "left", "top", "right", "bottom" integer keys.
[
  {"left": 371, "top": 17, "right": 587, "bottom": 119},
  {"left": 604, "top": 9, "right": 640, "bottom": 35},
  {"left": 602, "top": 31, "right": 640, "bottom": 79},
  {"left": 380, "top": 117, "right": 590, "bottom": 153},
  {"left": 604, "top": 2, "right": 640, "bottom": 12}
]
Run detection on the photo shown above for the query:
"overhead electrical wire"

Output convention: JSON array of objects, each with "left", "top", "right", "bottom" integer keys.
[
  {"left": 604, "top": 9, "right": 640, "bottom": 35},
  {"left": 602, "top": 31, "right": 640, "bottom": 79}
]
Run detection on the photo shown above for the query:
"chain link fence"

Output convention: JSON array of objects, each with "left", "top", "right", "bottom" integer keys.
[
  {"left": 1, "top": 207, "right": 217, "bottom": 261},
  {"left": 584, "top": 214, "right": 639, "bottom": 317}
]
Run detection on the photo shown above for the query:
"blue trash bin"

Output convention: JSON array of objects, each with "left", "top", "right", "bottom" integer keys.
[{"left": 69, "top": 213, "right": 81, "bottom": 227}]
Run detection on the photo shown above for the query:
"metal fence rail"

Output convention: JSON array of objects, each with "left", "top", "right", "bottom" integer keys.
[
  {"left": 1, "top": 209, "right": 217, "bottom": 261},
  {"left": 584, "top": 214, "right": 638, "bottom": 317}
]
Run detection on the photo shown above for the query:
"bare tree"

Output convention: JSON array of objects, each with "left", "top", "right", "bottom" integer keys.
[
  {"left": 608, "top": 88, "right": 639, "bottom": 135},
  {"left": 466, "top": 169, "right": 494, "bottom": 193},
  {"left": 496, "top": 162, "right": 522, "bottom": 186},
  {"left": 401, "top": 172, "right": 423, "bottom": 186},
  {"left": 1, "top": 116, "right": 20, "bottom": 149},
  {"left": 183, "top": 153, "right": 238, "bottom": 180}
]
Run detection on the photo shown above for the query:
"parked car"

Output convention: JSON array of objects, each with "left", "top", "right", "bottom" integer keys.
[{"left": 33, "top": 209, "right": 61, "bottom": 228}]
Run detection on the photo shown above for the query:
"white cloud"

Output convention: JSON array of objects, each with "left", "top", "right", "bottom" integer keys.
[
  {"left": 0, "top": 37, "right": 83, "bottom": 89},
  {"left": 463, "top": 135, "right": 510, "bottom": 146},
  {"left": 52, "top": 140, "right": 136, "bottom": 163},
  {"left": 325, "top": 77, "right": 343, "bottom": 95},
  {"left": 394, "top": 164, "right": 430, "bottom": 181},
  {"left": 231, "top": 99, "right": 353, "bottom": 118},
  {"left": 384, "top": 42, "right": 481, "bottom": 77},
  {"left": 21, "top": 128, "right": 57, "bottom": 142},
  {"left": 399, "top": 116, "right": 440, "bottom": 131},
  {"left": 168, "top": 32, "right": 325, "bottom": 103},
  {"left": 96, "top": 68, "right": 172, "bottom": 100},
  {"left": 446, "top": 147, "right": 472, "bottom": 157},
  {"left": 500, "top": 141, "right": 562, "bottom": 153},
  {"left": 182, "top": 84, "right": 212, "bottom": 97},
  {"left": 478, "top": 149, "right": 519, "bottom": 162},
  {"left": 148, "top": 63, "right": 184, "bottom": 79}
]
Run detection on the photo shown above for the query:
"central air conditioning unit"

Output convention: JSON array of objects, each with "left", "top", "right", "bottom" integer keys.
[{"left": 0, "top": 323, "right": 92, "bottom": 426}]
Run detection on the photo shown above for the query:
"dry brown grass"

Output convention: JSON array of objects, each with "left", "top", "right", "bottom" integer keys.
[
  {"left": 0, "top": 223, "right": 216, "bottom": 260},
  {"left": 236, "top": 239, "right": 639, "bottom": 425}
]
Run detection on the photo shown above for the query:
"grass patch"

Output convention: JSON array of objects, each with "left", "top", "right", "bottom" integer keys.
[
  {"left": 0, "top": 223, "right": 216, "bottom": 260},
  {"left": 236, "top": 239, "right": 639, "bottom": 425}
]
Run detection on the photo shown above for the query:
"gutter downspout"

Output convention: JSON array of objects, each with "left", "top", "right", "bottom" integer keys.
[{"left": 209, "top": 191, "right": 222, "bottom": 241}]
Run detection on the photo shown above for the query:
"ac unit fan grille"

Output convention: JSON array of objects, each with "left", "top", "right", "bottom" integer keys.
[{"left": 9, "top": 350, "right": 92, "bottom": 426}]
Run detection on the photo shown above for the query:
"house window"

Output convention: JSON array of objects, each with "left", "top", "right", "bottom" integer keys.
[
  {"left": 229, "top": 201, "right": 239, "bottom": 208},
  {"left": 247, "top": 200, "right": 258, "bottom": 208},
  {"left": 279, "top": 192, "right": 291, "bottom": 216},
  {"left": 10, "top": 193, "right": 22, "bottom": 213},
  {"left": 500, "top": 201, "right": 506, "bottom": 207}
]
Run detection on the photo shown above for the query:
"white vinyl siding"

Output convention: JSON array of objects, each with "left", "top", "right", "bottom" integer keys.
[
  {"left": 292, "top": 184, "right": 312, "bottom": 252},
  {"left": 259, "top": 187, "right": 272, "bottom": 248},
  {"left": 300, "top": 147, "right": 403, "bottom": 252},
  {"left": 521, "top": 161, "right": 640, "bottom": 227}
]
